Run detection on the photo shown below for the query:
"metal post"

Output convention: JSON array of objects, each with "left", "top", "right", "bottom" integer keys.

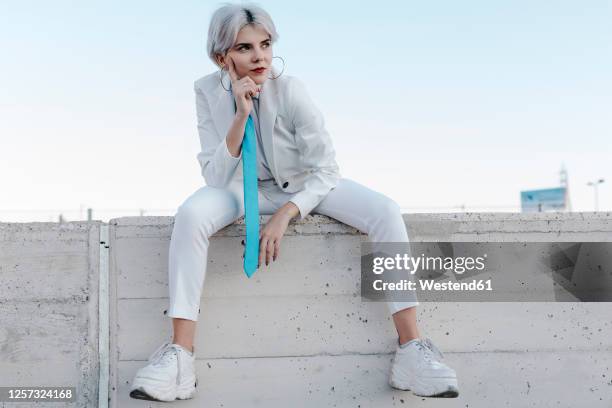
[{"left": 587, "top": 179, "right": 605, "bottom": 211}]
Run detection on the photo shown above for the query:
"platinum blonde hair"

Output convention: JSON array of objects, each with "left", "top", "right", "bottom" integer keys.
[{"left": 207, "top": 2, "right": 279, "bottom": 68}]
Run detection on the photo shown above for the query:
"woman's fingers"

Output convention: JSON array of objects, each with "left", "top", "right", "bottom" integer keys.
[
  {"left": 257, "top": 234, "right": 281, "bottom": 267},
  {"left": 265, "top": 239, "right": 275, "bottom": 266},
  {"left": 259, "top": 236, "right": 268, "bottom": 268},
  {"left": 227, "top": 63, "right": 261, "bottom": 100},
  {"left": 273, "top": 239, "right": 280, "bottom": 262},
  {"left": 243, "top": 83, "right": 259, "bottom": 100},
  {"left": 239, "top": 77, "right": 261, "bottom": 93},
  {"left": 226, "top": 56, "right": 239, "bottom": 82},
  {"left": 225, "top": 57, "right": 262, "bottom": 94}
]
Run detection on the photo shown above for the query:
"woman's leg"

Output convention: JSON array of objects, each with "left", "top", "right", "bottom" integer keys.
[
  {"left": 167, "top": 181, "right": 277, "bottom": 351},
  {"left": 310, "top": 178, "right": 420, "bottom": 344}
]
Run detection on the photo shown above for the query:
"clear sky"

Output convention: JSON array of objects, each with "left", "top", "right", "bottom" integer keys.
[{"left": 1, "top": 0, "right": 610, "bottom": 222}]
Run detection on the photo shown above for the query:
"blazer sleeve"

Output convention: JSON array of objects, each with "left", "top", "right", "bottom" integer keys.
[
  {"left": 194, "top": 81, "right": 242, "bottom": 188},
  {"left": 287, "top": 77, "right": 341, "bottom": 220}
]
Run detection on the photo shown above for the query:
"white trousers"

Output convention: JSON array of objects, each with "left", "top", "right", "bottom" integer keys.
[{"left": 167, "top": 177, "right": 419, "bottom": 321}]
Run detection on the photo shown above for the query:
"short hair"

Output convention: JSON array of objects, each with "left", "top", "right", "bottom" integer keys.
[{"left": 207, "top": 2, "right": 279, "bottom": 67}]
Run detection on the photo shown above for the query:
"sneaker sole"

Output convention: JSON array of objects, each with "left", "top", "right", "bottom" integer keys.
[
  {"left": 389, "top": 376, "right": 459, "bottom": 398},
  {"left": 129, "top": 389, "right": 160, "bottom": 401},
  {"left": 129, "top": 384, "right": 197, "bottom": 401},
  {"left": 129, "top": 376, "right": 197, "bottom": 401},
  {"left": 414, "top": 385, "right": 459, "bottom": 398}
]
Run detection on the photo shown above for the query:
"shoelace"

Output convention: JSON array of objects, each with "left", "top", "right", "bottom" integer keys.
[
  {"left": 147, "top": 342, "right": 182, "bottom": 385},
  {"left": 415, "top": 337, "right": 445, "bottom": 362}
]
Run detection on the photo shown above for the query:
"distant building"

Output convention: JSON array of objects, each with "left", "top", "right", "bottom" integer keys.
[
  {"left": 520, "top": 165, "right": 572, "bottom": 213},
  {"left": 521, "top": 187, "right": 568, "bottom": 212}
]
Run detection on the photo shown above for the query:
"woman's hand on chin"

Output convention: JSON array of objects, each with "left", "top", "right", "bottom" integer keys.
[{"left": 226, "top": 55, "right": 261, "bottom": 118}]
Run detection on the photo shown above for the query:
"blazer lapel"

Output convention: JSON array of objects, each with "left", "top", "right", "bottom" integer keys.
[
  {"left": 258, "top": 78, "right": 279, "bottom": 178},
  {"left": 209, "top": 75, "right": 280, "bottom": 179}
]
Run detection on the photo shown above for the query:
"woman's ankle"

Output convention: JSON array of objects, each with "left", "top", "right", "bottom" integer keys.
[{"left": 172, "top": 340, "right": 193, "bottom": 353}]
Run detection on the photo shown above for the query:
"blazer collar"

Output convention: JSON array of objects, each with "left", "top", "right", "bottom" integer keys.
[{"left": 210, "top": 75, "right": 280, "bottom": 176}]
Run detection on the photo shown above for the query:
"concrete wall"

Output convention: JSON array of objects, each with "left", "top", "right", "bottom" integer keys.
[
  {"left": 0, "top": 222, "right": 101, "bottom": 407},
  {"left": 1, "top": 213, "right": 611, "bottom": 407},
  {"left": 110, "top": 213, "right": 612, "bottom": 408}
]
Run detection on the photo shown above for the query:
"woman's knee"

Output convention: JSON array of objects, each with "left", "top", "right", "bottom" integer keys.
[
  {"left": 174, "top": 186, "right": 241, "bottom": 236},
  {"left": 375, "top": 195, "right": 402, "bottom": 221}
]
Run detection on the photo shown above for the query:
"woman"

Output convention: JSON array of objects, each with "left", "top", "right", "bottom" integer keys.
[{"left": 130, "top": 3, "right": 459, "bottom": 402}]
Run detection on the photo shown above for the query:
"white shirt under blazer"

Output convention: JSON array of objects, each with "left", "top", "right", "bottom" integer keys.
[{"left": 193, "top": 71, "right": 342, "bottom": 220}]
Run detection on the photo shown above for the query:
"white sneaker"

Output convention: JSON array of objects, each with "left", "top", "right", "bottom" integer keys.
[
  {"left": 389, "top": 337, "right": 459, "bottom": 398},
  {"left": 129, "top": 341, "right": 197, "bottom": 401}
]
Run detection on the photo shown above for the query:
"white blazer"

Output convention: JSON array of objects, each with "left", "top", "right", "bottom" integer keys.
[{"left": 193, "top": 71, "right": 341, "bottom": 220}]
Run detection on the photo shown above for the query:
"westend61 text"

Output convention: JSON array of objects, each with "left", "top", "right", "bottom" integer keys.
[{"left": 373, "top": 279, "right": 493, "bottom": 291}]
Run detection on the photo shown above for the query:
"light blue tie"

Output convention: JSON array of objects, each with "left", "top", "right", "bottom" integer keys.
[{"left": 242, "top": 114, "right": 259, "bottom": 278}]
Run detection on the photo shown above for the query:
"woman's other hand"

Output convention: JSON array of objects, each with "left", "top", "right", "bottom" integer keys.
[{"left": 258, "top": 208, "right": 293, "bottom": 267}]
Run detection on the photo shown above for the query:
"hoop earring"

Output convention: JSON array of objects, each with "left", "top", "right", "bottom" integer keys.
[
  {"left": 218, "top": 65, "right": 231, "bottom": 92},
  {"left": 268, "top": 56, "right": 285, "bottom": 80}
]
